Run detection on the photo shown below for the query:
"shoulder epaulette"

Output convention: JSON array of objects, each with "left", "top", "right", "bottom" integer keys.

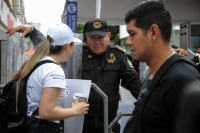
[
  {"left": 109, "top": 44, "right": 126, "bottom": 52},
  {"left": 115, "top": 45, "right": 126, "bottom": 53}
]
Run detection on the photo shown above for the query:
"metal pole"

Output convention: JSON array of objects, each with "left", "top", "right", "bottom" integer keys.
[
  {"left": 91, "top": 83, "right": 108, "bottom": 133},
  {"left": 96, "top": 0, "right": 101, "bottom": 18},
  {"left": 0, "top": 84, "right": 5, "bottom": 94}
]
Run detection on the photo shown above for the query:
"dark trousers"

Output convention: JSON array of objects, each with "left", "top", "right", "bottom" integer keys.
[
  {"left": 27, "top": 119, "right": 60, "bottom": 133},
  {"left": 82, "top": 123, "right": 120, "bottom": 133}
]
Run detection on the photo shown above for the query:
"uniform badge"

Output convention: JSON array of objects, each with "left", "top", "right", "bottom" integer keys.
[
  {"left": 107, "top": 53, "right": 116, "bottom": 63},
  {"left": 93, "top": 21, "right": 102, "bottom": 28},
  {"left": 88, "top": 55, "right": 92, "bottom": 58},
  {"left": 127, "top": 59, "right": 134, "bottom": 68}
]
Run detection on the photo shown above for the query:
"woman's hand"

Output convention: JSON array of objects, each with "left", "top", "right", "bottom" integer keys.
[
  {"left": 71, "top": 102, "right": 90, "bottom": 116},
  {"left": 6, "top": 25, "right": 34, "bottom": 37}
]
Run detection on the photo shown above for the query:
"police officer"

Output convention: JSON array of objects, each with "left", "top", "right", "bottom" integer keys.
[{"left": 82, "top": 18, "right": 142, "bottom": 133}]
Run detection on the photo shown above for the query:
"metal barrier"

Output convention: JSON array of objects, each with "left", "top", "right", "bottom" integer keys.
[
  {"left": 91, "top": 83, "right": 108, "bottom": 133},
  {"left": 108, "top": 112, "right": 132, "bottom": 133},
  {"left": 0, "top": 30, "right": 29, "bottom": 85},
  {"left": 91, "top": 83, "right": 133, "bottom": 133}
]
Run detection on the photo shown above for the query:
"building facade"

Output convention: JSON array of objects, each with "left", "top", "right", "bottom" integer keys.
[{"left": 0, "top": 0, "right": 26, "bottom": 31}]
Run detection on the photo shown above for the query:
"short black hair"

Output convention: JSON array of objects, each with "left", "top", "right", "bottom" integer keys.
[
  {"left": 124, "top": 1, "right": 172, "bottom": 42},
  {"left": 171, "top": 44, "right": 179, "bottom": 49}
]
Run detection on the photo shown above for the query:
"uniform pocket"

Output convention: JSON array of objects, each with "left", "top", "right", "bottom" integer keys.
[
  {"left": 103, "top": 65, "right": 120, "bottom": 84},
  {"left": 82, "top": 66, "right": 93, "bottom": 80}
]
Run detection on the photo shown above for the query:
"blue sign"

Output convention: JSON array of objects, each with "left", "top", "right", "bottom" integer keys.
[{"left": 66, "top": 1, "right": 77, "bottom": 33}]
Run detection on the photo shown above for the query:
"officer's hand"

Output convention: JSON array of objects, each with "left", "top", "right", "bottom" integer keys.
[
  {"left": 6, "top": 25, "right": 34, "bottom": 37},
  {"left": 174, "top": 48, "right": 188, "bottom": 56}
]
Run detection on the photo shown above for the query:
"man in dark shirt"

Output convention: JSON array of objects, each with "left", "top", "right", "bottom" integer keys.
[{"left": 123, "top": 1, "right": 200, "bottom": 133}]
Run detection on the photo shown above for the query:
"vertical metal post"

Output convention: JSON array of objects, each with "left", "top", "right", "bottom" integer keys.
[
  {"left": 96, "top": 0, "right": 101, "bottom": 18},
  {"left": 91, "top": 83, "right": 108, "bottom": 133}
]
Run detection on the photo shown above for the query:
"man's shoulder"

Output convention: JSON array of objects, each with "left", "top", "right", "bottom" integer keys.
[
  {"left": 173, "top": 54, "right": 198, "bottom": 70},
  {"left": 156, "top": 54, "right": 200, "bottom": 84},
  {"left": 108, "top": 44, "right": 126, "bottom": 53},
  {"left": 165, "top": 59, "right": 200, "bottom": 81}
]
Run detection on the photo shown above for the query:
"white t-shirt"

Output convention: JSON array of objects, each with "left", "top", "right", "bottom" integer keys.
[{"left": 26, "top": 56, "right": 69, "bottom": 123}]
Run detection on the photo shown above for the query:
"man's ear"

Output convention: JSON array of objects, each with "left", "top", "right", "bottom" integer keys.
[
  {"left": 107, "top": 32, "right": 111, "bottom": 41},
  {"left": 149, "top": 24, "right": 159, "bottom": 41},
  {"left": 85, "top": 33, "right": 89, "bottom": 39}
]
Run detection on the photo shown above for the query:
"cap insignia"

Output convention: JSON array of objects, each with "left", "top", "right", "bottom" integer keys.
[
  {"left": 93, "top": 21, "right": 102, "bottom": 28},
  {"left": 107, "top": 53, "right": 116, "bottom": 63}
]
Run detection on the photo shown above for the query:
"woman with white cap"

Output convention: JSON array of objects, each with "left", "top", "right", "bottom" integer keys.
[{"left": 6, "top": 24, "right": 89, "bottom": 133}]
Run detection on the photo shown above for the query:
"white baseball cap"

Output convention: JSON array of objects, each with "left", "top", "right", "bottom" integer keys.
[{"left": 47, "top": 23, "right": 79, "bottom": 46}]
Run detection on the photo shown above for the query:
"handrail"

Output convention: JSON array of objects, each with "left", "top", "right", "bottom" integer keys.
[
  {"left": 91, "top": 83, "right": 108, "bottom": 133},
  {"left": 108, "top": 112, "right": 133, "bottom": 133}
]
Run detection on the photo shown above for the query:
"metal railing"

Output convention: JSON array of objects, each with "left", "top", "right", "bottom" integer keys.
[
  {"left": 108, "top": 112, "right": 133, "bottom": 133},
  {"left": 91, "top": 83, "right": 133, "bottom": 133},
  {"left": 91, "top": 83, "right": 108, "bottom": 133}
]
